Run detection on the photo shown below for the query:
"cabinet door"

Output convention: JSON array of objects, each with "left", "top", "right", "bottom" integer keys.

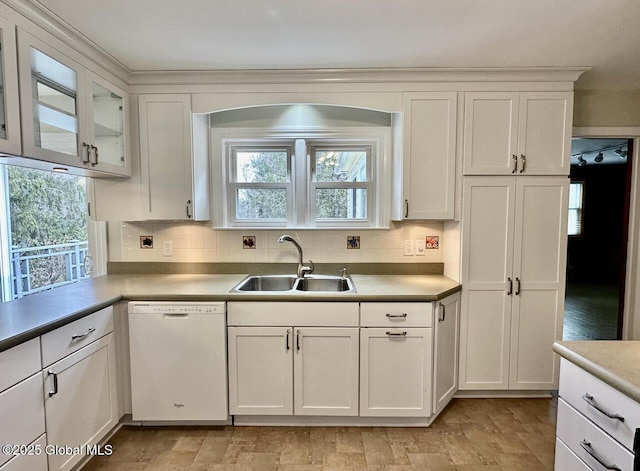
[
  {"left": 463, "top": 92, "right": 519, "bottom": 175},
  {"left": 0, "top": 15, "right": 21, "bottom": 155},
  {"left": 360, "top": 328, "right": 432, "bottom": 417},
  {"left": 44, "top": 334, "right": 117, "bottom": 471},
  {"left": 293, "top": 327, "right": 359, "bottom": 416},
  {"left": 433, "top": 293, "right": 460, "bottom": 415},
  {"left": 509, "top": 178, "right": 568, "bottom": 389},
  {"left": 401, "top": 92, "right": 457, "bottom": 219},
  {"left": 17, "top": 29, "right": 88, "bottom": 167},
  {"left": 85, "top": 71, "right": 130, "bottom": 176},
  {"left": 0, "top": 435, "right": 48, "bottom": 471},
  {"left": 517, "top": 92, "right": 572, "bottom": 175},
  {"left": 459, "top": 178, "right": 515, "bottom": 389},
  {"left": 139, "top": 94, "right": 198, "bottom": 220},
  {"left": 0, "top": 373, "right": 45, "bottom": 468},
  {"left": 227, "top": 326, "right": 293, "bottom": 415}
]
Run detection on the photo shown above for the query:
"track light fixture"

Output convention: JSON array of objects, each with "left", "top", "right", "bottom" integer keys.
[
  {"left": 594, "top": 152, "right": 604, "bottom": 163},
  {"left": 578, "top": 155, "right": 587, "bottom": 167}
]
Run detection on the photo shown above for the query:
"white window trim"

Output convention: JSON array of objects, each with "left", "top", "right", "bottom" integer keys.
[{"left": 211, "top": 127, "right": 391, "bottom": 229}]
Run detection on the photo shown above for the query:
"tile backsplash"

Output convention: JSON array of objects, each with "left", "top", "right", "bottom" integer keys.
[{"left": 110, "top": 221, "right": 445, "bottom": 264}]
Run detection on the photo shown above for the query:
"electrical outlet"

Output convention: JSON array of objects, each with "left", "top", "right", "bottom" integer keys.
[
  {"left": 403, "top": 240, "right": 414, "bottom": 256},
  {"left": 163, "top": 240, "right": 173, "bottom": 257},
  {"left": 415, "top": 240, "right": 426, "bottom": 256}
]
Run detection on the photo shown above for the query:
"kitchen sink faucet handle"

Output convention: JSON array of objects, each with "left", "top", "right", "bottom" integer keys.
[{"left": 340, "top": 267, "right": 348, "bottom": 278}]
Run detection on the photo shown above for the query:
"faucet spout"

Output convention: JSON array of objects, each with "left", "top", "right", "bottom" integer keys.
[{"left": 278, "top": 235, "right": 314, "bottom": 278}]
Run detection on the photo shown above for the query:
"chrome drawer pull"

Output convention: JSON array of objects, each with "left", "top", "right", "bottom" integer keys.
[
  {"left": 579, "top": 440, "right": 621, "bottom": 471},
  {"left": 48, "top": 370, "right": 58, "bottom": 397},
  {"left": 386, "top": 331, "right": 407, "bottom": 337},
  {"left": 386, "top": 313, "right": 408, "bottom": 319},
  {"left": 71, "top": 327, "right": 96, "bottom": 340},
  {"left": 582, "top": 393, "right": 625, "bottom": 422}
]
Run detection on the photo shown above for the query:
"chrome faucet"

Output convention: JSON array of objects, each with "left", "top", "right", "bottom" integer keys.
[{"left": 278, "top": 234, "right": 314, "bottom": 278}]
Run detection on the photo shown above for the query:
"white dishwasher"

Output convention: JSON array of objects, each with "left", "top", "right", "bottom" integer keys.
[{"left": 128, "top": 301, "right": 228, "bottom": 422}]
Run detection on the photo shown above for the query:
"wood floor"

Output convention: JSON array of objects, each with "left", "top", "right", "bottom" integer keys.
[
  {"left": 83, "top": 397, "right": 557, "bottom": 471},
  {"left": 563, "top": 281, "right": 619, "bottom": 340}
]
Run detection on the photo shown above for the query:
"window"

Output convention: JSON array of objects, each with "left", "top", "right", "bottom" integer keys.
[
  {"left": 568, "top": 181, "right": 584, "bottom": 236},
  {"left": 0, "top": 165, "right": 91, "bottom": 301},
  {"left": 310, "top": 146, "right": 370, "bottom": 221},
  {"left": 214, "top": 129, "right": 390, "bottom": 228}
]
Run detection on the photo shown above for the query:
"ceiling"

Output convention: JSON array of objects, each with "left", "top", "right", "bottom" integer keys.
[
  {"left": 571, "top": 138, "right": 629, "bottom": 166},
  {"left": 32, "top": 0, "right": 640, "bottom": 90}
]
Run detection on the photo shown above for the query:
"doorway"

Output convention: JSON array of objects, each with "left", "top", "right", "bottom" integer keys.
[{"left": 563, "top": 138, "right": 633, "bottom": 340}]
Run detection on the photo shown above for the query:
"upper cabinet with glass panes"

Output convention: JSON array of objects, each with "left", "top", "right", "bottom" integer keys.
[
  {"left": 0, "top": 14, "right": 21, "bottom": 156},
  {"left": 16, "top": 29, "right": 129, "bottom": 176}
]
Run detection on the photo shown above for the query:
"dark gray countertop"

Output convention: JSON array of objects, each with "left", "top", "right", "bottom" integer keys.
[{"left": 0, "top": 273, "right": 461, "bottom": 352}]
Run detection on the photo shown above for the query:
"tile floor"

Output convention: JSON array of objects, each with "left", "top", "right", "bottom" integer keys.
[{"left": 83, "top": 397, "right": 557, "bottom": 470}]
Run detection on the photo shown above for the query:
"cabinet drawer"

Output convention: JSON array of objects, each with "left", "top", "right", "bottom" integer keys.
[
  {"left": 554, "top": 437, "right": 591, "bottom": 471},
  {"left": 559, "top": 359, "right": 640, "bottom": 450},
  {"left": 0, "top": 338, "right": 41, "bottom": 393},
  {"left": 41, "top": 306, "right": 114, "bottom": 367},
  {"left": 557, "top": 398, "right": 635, "bottom": 471},
  {"left": 360, "top": 303, "right": 433, "bottom": 327},
  {"left": 0, "top": 435, "right": 47, "bottom": 471},
  {"left": 228, "top": 302, "right": 358, "bottom": 327},
  {"left": 0, "top": 373, "right": 45, "bottom": 467}
]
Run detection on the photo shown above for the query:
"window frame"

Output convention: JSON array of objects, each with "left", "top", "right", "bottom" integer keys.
[
  {"left": 227, "top": 143, "right": 294, "bottom": 226},
  {"left": 308, "top": 142, "right": 374, "bottom": 228},
  {"left": 211, "top": 127, "right": 391, "bottom": 229},
  {"left": 568, "top": 180, "right": 585, "bottom": 237}
]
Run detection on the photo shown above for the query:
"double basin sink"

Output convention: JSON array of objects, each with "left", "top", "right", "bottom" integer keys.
[{"left": 232, "top": 274, "right": 356, "bottom": 293}]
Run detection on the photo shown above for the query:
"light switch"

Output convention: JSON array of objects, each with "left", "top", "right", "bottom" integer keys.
[
  {"left": 163, "top": 240, "right": 173, "bottom": 256},
  {"left": 403, "top": 240, "right": 414, "bottom": 256}
]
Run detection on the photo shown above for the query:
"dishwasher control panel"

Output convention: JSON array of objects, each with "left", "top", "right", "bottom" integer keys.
[{"left": 128, "top": 302, "right": 225, "bottom": 314}]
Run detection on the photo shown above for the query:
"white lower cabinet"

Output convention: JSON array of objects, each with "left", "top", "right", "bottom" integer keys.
[
  {"left": 44, "top": 333, "right": 118, "bottom": 471},
  {"left": 0, "top": 373, "right": 46, "bottom": 469},
  {"left": 555, "top": 359, "right": 640, "bottom": 470},
  {"left": 227, "top": 326, "right": 359, "bottom": 416},
  {"left": 0, "top": 339, "right": 45, "bottom": 470},
  {"left": 0, "top": 435, "right": 48, "bottom": 471},
  {"left": 359, "top": 327, "right": 432, "bottom": 417},
  {"left": 228, "top": 298, "right": 460, "bottom": 422},
  {"left": 433, "top": 292, "right": 460, "bottom": 415}
]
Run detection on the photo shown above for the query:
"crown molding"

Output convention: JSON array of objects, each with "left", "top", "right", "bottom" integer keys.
[
  {"left": 1, "top": 0, "right": 130, "bottom": 82},
  {"left": 128, "top": 67, "right": 590, "bottom": 87}
]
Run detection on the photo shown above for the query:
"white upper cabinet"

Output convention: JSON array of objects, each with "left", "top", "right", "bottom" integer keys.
[
  {"left": 84, "top": 71, "right": 130, "bottom": 175},
  {"left": 0, "top": 14, "right": 21, "bottom": 156},
  {"left": 138, "top": 94, "right": 210, "bottom": 220},
  {"left": 463, "top": 92, "right": 572, "bottom": 176},
  {"left": 398, "top": 92, "right": 458, "bottom": 220},
  {"left": 16, "top": 29, "right": 129, "bottom": 176}
]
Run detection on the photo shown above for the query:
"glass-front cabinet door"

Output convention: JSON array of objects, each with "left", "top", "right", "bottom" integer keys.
[
  {"left": 0, "top": 15, "right": 21, "bottom": 155},
  {"left": 85, "top": 71, "right": 129, "bottom": 175},
  {"left": 18, "top": 29, "right": 87, "bottom": 166}
]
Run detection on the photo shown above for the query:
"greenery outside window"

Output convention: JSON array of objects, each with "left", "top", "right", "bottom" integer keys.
[
  {"left": 229, "top": 145, "right": 293, "bottom": 222},
  {"left": 0, "top": 165, "right": 92, "bottom": 302},
  {"left": 568, "top": 181, "right": 584, "bottom": 236},
  {"left": 217, "top": 131, "right": 388, "bottom": 229}
]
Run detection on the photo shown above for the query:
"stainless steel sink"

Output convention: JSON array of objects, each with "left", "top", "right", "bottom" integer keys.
[
  {"left": 233, "top": 275, "right": 297, "bottom": 292},
  {"left": 231, "top": 274, "right": 356, "bottom": 293},
  {"left": 295, "top": 276, "right": 355, "bottom": 292}
]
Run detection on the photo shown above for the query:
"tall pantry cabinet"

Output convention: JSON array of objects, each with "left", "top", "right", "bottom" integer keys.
[{"left": 458, "top": 91, "right": 572, "bottom": 391}]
